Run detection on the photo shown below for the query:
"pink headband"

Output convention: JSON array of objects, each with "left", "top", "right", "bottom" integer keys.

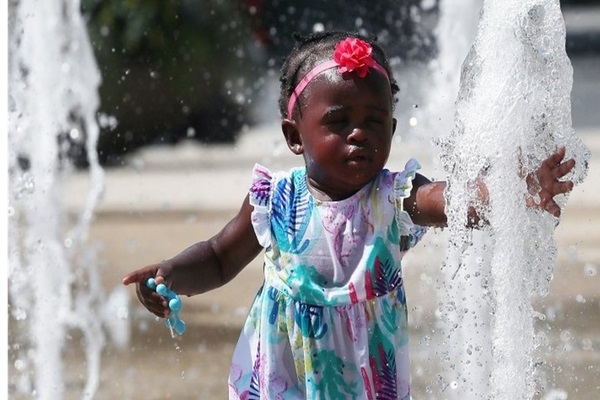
[{"left": 287, "top": 37, "right": 390, "bottom": 119}]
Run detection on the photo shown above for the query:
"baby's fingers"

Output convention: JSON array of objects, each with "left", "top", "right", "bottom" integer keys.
[
  {"left": 543, "top": 200, "right": 562, "bottom": 218},
  {"left": 135, "top": 283, "right": 169, "bottom": 318},
  {"left": 122, "top": 265, "right": 159, "bottom": 286},
  {"left": 552, "top": 180, "right": 574, "bottom": 196},
  {"left": 123, "top": 270, "right": 150, "bottom": 286},
  {"left": 553, "top": 158, "right": 575, "bottom": 179},
  {"left": 544, "top": 146, "right": 567, "bottom": 167}
]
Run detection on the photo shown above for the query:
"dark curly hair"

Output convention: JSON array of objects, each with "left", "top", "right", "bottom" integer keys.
[{"left": 278, "top": 30, "right": 400, "bottom": 119}]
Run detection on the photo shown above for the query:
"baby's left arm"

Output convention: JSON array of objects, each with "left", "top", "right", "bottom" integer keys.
[{"left": 405, "top": 147, "right": 576, "bottom": 227}]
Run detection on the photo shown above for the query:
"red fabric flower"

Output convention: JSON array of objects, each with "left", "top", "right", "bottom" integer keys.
[{"left": 333, "top": 38, "right": 374, "bottom": 78}]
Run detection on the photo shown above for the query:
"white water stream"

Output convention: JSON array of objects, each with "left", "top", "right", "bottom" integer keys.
[
  {"left": 435, "top": 0, "right": 590, "bottom": 398},
  {"left": 8, "top": 0, "right": 106, "bottom": 398}
]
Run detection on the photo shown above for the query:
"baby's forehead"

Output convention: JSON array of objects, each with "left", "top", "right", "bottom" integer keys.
[{"left": 306, "top": 70, "right": 393, "bottom": 103}]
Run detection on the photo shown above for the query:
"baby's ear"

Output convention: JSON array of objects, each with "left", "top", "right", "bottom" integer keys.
[{"left": 281, "top": 119, "right": 303, "bottom": 155}]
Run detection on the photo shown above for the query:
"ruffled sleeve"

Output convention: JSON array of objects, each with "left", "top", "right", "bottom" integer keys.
[
  {"left": 248, "top": 163, "right": 273, "bottom": 248},
  {"left": 394, "top": 158, "right": 428, "bottom": 251}
]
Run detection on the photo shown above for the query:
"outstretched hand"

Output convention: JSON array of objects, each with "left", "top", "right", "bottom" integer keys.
[
  {"left": 526, "top": 147, "right": 575, "bottom": 218},
  {"left": 122, "top": 262, "right": 173, "bottom": 318}
]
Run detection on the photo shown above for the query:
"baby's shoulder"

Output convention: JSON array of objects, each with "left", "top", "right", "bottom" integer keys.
[{"left": 249, "top": 164, "right": 306, "bottom": 206}]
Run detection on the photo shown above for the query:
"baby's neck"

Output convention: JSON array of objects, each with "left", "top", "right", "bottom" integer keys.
[{"left": 305, "top": 175, "right": 364, "bottom": 202}]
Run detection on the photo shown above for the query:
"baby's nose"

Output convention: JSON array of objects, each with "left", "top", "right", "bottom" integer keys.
[{"left": 347, "top": 126, "right": 368, "bottom": 143}]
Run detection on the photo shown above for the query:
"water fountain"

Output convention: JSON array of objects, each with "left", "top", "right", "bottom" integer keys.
[
  {"left": 433, "top": 0, "right": 590, "bottom": 398},
  {"left": 8, "top": 0, "right": 107, "bottom": 398}
]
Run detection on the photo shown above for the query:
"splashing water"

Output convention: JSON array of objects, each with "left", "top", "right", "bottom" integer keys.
[
  {"left": 437, "top": 0, "right": 590, "bottom": 398},
  {"left": 8, "top": 0, "right": 107, "bottom": 398}
]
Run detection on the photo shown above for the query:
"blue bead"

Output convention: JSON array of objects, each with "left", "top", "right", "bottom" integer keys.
[
  {"left": 169, "top": 297, "right": 182, "bottom": 312},
  {"left": 146, "top": 278, "right": 157, "bottom": 290},
  {"left": 148, "top": 281, "right": 186, "bottom": 336},
  {"left": 156, "top": 283, "right": 168, "bottom": 296}
]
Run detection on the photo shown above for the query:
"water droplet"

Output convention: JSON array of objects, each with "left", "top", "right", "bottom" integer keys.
[
  {"left": 12, "top": 308, "right": 27, "bottom": 320},
  {"left": 14, "top": 359, "right": 26, "bottom": 371},
  {"left": 533, "top": 311, "right": 546, "bottom": 321},
  {"left": 15, "top": 172, "right": 35, "bottom": 199},
  {"left": 69, "top": 128, "right": 80, "bottom": 140},
  {"left": 582, "top": 338, "right": 592, "bottom": 351},
  {"left": 559, "top": 330, "right": 572, "bottom": 342},
  {"left": 584, "top": 263, "right": 597, "bottom": 276}
]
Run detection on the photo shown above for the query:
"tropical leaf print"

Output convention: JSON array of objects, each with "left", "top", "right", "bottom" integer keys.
[
  {"left": 386, "top": 216, "right": 400, "bottom": 244},
  {"left": 360, "top": 367, "right": 375, "bottom": 400},
  {"left": 381, "top": 296, "right": 398, "bottom": 334},
  {"left": 368, "top": 326, "right": 398, "bottom": 400},
  {"left": 246, "top": 343, "right": 261, "bottom": 399},
  {"left": 267, "top": 287, "right": 281, "bottom": 325},
  {"left": 310, "top": 350, "right": 358, "bottom": 399},
  {"left": 249, "top": 168, "right": 272, "bottom": 207},
  {"left": 265, "top": 287, "right": 291, "bottom": 344},
  {"left": 367, "top": 237, "right": 402, "bottom": 298},
  {"left": 271, "top": 171, "right": 313, "bottom": 254},
  {"left": 376, "top": 344, "right": 398, "bottom": 399},
  {"left": 349, "top": 282, "right": 359, "bottom": 304},
  {"left": 287, "top": 264, "right": 330, "bottom": 305},
  {"left": 294, "top": 302, "right": 328, "bottom": 339}
]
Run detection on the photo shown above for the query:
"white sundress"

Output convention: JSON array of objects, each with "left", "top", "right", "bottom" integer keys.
[{"left": 228, "top": 160, "right": 426, "bottom": 400}]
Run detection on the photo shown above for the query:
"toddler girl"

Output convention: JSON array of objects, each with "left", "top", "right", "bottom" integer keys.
[{"left": 123, "top": 31, "right": 574, "bottom": 399}]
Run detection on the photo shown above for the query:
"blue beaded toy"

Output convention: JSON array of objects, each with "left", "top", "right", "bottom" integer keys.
[{"left": 146, "top": 277, "right": 186, "bottom": 335}]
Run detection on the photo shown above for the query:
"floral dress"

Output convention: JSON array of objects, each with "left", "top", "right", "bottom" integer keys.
[{"left": 228, "top": 160, "right": 426, "bottom": 400}]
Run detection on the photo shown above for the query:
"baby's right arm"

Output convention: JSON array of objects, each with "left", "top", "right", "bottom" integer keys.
[
  {"left": 405, "top": 173, "right": 448, "bottom": 228},
  {"left": 122, "top": 195, "right": 263, "bottom": 317}
]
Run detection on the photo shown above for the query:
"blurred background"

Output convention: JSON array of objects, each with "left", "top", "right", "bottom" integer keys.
[
  {"left": 64, "top": 0, "right": 599, "bottom": 168},
  {"left": 68, "top": 0, "right": 440, "bottom": 167},
  {"left": 8, "top": 0, "right": 600, "bottom": 398}
]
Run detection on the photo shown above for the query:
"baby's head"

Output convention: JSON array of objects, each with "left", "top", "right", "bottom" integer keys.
[
  {"left": 278, "top": 30, "right": 400, "bottom": 200},
  {"left": 279, "top": 30, "right": 399, "bottom": 120}
]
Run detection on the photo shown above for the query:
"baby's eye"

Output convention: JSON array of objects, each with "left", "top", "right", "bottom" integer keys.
[
  {"left": 324, "top": 118, "right": 349, "bottom": 129},
  {"left": 367, "top": 118, "right": 384, "bottom": 125}
]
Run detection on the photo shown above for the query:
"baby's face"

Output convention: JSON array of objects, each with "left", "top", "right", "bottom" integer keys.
[{"left": 295, "top": 69, "right": 396, "bottom": 200}]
